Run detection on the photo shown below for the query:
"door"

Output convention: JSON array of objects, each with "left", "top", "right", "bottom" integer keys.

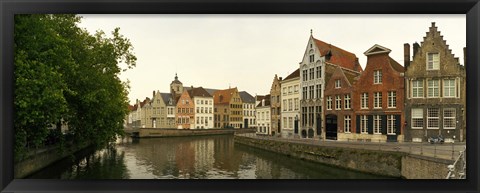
[{"left": 326, "top": 114, "right": 338, "bottom": 140}]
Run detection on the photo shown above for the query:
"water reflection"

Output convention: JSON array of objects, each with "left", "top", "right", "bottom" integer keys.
[{"left": 28, "top": 135, "right": 393, "bottom": 179}]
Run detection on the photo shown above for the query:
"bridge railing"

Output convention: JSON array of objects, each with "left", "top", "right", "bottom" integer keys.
[{"left": 446, "top": 146, "right": 466, "bottom": 179}]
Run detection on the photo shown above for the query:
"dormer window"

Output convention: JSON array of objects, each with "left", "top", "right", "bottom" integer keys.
[
  {"left": 427, "top": 53, "right": 440, "bottom": 70},
  {"left": 374, "top": 70, "right": 382, "bottom": 84},
  {"left": 335, "top": 79, "right": 341, "bottom": 88},
  {"left": 309, "top": 54, "right": 314, "bottom": 63}
]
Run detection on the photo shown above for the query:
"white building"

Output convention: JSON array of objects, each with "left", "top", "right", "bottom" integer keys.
[
  {"left": 256, "top": 95, "right": 271, "bottom": 135},
  {"left": 280, "top": 69, "right": 300, "bottom": 138},
  {"left": 190, "top": 87, "right": 214, "bottom": 129},
  {"left": 239, "top": 91, "right": 256, "bottom": 129}
]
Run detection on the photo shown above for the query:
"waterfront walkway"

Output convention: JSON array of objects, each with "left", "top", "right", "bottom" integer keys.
[{"left": 236, "top": 133, "right": 466, "bottom": 161}]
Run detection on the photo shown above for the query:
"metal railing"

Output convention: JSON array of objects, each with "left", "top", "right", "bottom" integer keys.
[{"left": 446, "top": 146, "right": 466, "bottom": 179}]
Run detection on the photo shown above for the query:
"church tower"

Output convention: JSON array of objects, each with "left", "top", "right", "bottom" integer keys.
[{"left": 170, "top": 73, "right": 183, "bottom": 98}]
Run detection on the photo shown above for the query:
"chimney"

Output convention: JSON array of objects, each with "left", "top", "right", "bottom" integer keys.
[
  {"left": 153, "top": 91, "right": 155, "bottom": 98},
  {"left": 404, "top": 43, "right": 410, "bottom": 69},
  {"left": 464, "top": 47, "right": 466, "bottom": 66},
  {"left": 413, "top": 42, "right": 420, "bottom": 58},
  {"left": 279, "top": 77, "right": 283, "bottom": 81}
]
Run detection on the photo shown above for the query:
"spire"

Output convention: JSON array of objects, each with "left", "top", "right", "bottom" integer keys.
[
  {"left": 175, "top": 73, "right": 178, "bottom": 80},
  {"left": 310, "top": 29, "right": 312, "bottom": 36}
]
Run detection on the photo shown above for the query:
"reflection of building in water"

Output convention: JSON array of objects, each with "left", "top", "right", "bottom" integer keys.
[
  {"left": 175, "top": 142, "right": 196, "bottom": 177},
  {"left": 193, "top": 139, "right": 215, "bottom": 172}
]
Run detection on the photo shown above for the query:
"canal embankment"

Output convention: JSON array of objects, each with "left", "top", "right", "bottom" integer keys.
[
  {"left": 126, "top": 128, "right": 255, "bottom": 138},
  {"left": 15, "top": 143, "right": 93, "bottom": 178},
  {"left": 234, "top": 135, "right": 452, "bottom": 179}
]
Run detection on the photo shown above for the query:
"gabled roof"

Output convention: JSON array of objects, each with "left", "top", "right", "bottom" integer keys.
[
  {"left": 128, "top": 105, "right": 134, "bottom": 111},
  {"left": 239, "top": 91, "right": 255, "bottom": 103},
  {"left": 256, "top": 94, "right": 271, "bottom": 108},
  {"left": 187, "top": 87, "right": 212, "bottom": 98},
  {"left": 204, "top": 88, "right": 219, "bottom": 96},
  {"left": 389, "top": 57, "right": 405, "bottom": 73},
  {"left": 364, "top": 44, "right": 392, "bottom": 56},
  {"left": 160, "top": 93, "right": 175, "bottom": 106},
  {"left": 213, "top": 88, "right": 238, "bottom": 105},
  {"left": 283, "top": 68, "right": 300, "bottom": 81},
  {"left": 313, "top": 37, "right": 362, "bottom": 72}
]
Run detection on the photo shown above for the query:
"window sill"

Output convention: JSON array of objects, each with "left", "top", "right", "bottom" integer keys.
[
  {"left": 411, "top": 127, "right": 423, "bottom": 129},
  {"left": 427, "top": 128, "right": 440, "bottom": 129}
]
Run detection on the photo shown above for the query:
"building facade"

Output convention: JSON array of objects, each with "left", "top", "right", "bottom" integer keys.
[
  {"left": 190, "top": 87, "right": 214, "bottom": 129},
  {"left": 352, "top": 44, "right": 405, "bottom": 142},
  {"left": 280, "top": 69, "right": 300, "bottom": 138},
  {"left": 213, "top": 87, "right": 243, "bottom": 128},
  {"left": 176, "top": 90, "right": 194, "bottom": 129},
  {"left": 299, "top": 33, "right": 362, "bottom": 139},
  {"left": 324, "top": 65, "right": 360, "bottom": 141},
  {"left": 404, "top": 22, "right": 466, "bottom": 142},
  {"left": 270, "top": 75, "right": 282, "bottom": 135},
  {"left": 256, "top": 94, "right": 271, "bottom": 135},
  {"left": 239, "top": 91, "right": 256, "bottom": 129}
]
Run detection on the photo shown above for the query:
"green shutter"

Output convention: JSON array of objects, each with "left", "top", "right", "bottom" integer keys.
[
  {"left": 356, "top": 115, "right": 361, "bottom": 134},
  {"left": 368, "top": 115, "right": 373, "bottom": 134},
  {"left": 381, "top": 115, "right": 387, "bottom": 135},
  {"left": 395, "top": 114, "right": 401, "bottom": 135}
]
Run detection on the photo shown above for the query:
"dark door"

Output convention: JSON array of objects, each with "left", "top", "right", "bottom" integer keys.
[
  {"left": 308, "top": 129, "right": 314, "bottom": 138},
  {"left": 294, "top": 120, "right": 299, "bottom": 134},
  {"left": 301, "top": 130, "right": 307, "bottom": 138},
  {"left": 326, "top": 114, "right": 338, "bottom": 140},
  {"left": 244, "top": 119, "right": 248, "bottom": 129}
]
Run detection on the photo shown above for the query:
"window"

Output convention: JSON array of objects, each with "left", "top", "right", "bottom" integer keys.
[
  {"left": 327, "top": 96, "right": 332, "bottom": 110},
  {"left": 289, "top": 117, "right": 293, "bottom": 128},
  {"left": 412, "top": 80, "right": 424, "bottom": 98},
  {"left": 427, "top": 53, "right": 439, "bottom": 70},
  {"left": 302, "top": 87, "right": 307, "bottom": 100},
  {"left": 196, "top": 107, "right": 199, "bottom": 113},
  {"left": 283, "top": 117, "right": 287, "bottom": 129},
  {"left": 388, "top": 91, "right": 396, "bottom": 108},
  {"left": 427, "top": 108, "right": 439, "bottom": 129},
  {"left": 303, "top": 70, "right": 308, "bottom": 81},
  {"left": 374, "top": 70, "right": 382, "bottom": 84},
  {"left": 288, "top": 86, "right": 293, "bottom": 94},
  {"left": 360, "top": 115, "right": 368, "bottom": 134},
  {"left": 361, "top": 93, "right": 368, "bottom": 109},
  {"left": 309, "top": 86, "right": 314, "bottom": 99},
  {"left": 309, "top": 54, "right": 315, "bottom": 63},
  {"left": 316, "top": 85, "right": 321, "bottom": 98},
  {"left": 374, "top": 92, "right": 382, "bottom": 108},
  {"left": 335, "top": 95, "right": 341, "bottom": 110},
  {"left": 316, "top": 66, "right": 321, "bottom": 78},
  {"left": 344, "top": 115, "right": 351, "bottom": 133},
  {"left": 387, "top": 115, "right": 396, "bottom": 134},
  {"left": 288, "top": 99, "right": 292, "bottom": 111},
  {"left": 283, "top": 87, "right": 287, "bottom": 95},
  {"left": 283, "top": 100, "right": 287, "bottom": 111},
  {"left": 294, "top": 85, "right": 299, "bottom": 93},
  {"left": 309, "top": 68, "right": 314, "bottom": 80},
  {"left": 373, "top": 115, "right": 381, "bottom": 134},
  {"left": 444, "top": 79, "right": 456, "bottom": 98},
  {"left": 344, "top": 94, "right": 351, "bottom": 109},
  {"left": 294, "top": 98, "right": 299, "bottom": 110},
  {"left": 335, "top": 79, "right": 341, "bottom": 88},
  {"left": 412, "top": 108, "right": 423, "bottom": 129},
  {"left": 428, "top": 79, "right": 440, "bottom": 98},
  {"left": 443, "top": 108, "right": 456, "bottom": 129}
]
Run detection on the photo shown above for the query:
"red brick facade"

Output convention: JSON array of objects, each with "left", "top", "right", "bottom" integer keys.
[
  {"left": 352, "top": 45, "right": 405, "bottom": 142},
  {"left": 176, "top": 90, "right": 195, "bottom": 129}
]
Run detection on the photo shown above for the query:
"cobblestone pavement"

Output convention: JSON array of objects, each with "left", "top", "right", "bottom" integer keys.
[{"left": 236, "top": 133, "right": 467, "bottom": 161}]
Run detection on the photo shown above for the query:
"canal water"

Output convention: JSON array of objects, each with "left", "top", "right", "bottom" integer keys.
[{"left": 28, "top": 135, "right": 393, "bottom": 179}]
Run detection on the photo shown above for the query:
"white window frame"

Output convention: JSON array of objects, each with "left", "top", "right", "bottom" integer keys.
[
  {"left": 344, "top": 115, "right": 351, "bottom": 133},
  {"left": 335, "top": 79, "right": 341, "bottom": 88},
  {"left": 335, "top": 95, "right": 342, "bottom": 110},
  {"left": 412, "top": 80, "right": 424, "bottom": 98},
  {"left": 412, "top": 108, "right": 423, "bottom": 129},
  {"left": 374, "top": 92, "right": 382, "bottom": 109},
  {"left": 428, "top": 79, "right": 440, "bottom": 98},
  {"left": 443, "top": 108, "right": 456, "bottom": 129},
  {"left": 388, "top": 91, "right": 396, "bottom": 108},
  {"left": 373, "top": 115, "right": 382, "bottom": 134},
  {"left": 443, "top": 79, "right": 456, "bottom": 98},
  {"left": 374, "top": 70, "right": 382, "bottom": 84},
  {"left": 427, "top": 108, "right": 439, "bottom": 129},
  {"left": 360, "top": 115, "right": 368, "bottom": 134},
  {"left": 427, "top": 52, "right": 440, "bottom": 70},
  {"left": 387, "top": 115, "right": 396, "bottom": 135},
  {"left": 344, "top": 94, "right": 351, "bottom": 109},
  {"left": 361, "top": 93, "right": 368, "bottom": 109},
  {"left": 327, "top": 96, "right": 332, "bottom": 110}
]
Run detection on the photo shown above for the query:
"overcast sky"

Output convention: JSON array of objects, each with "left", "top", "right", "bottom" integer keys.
[{"left": 77, "top": 15, "right": 465, "bottom": 104}]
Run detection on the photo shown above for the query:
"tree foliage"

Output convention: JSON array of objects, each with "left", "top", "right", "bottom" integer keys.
[{"left": 14, "top": 14, "right": 136, "bottom": 161}]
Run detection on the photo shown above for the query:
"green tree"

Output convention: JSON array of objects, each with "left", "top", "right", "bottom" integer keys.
[{"left": 14, "top": 14, "right": 136, "bottom": 161}]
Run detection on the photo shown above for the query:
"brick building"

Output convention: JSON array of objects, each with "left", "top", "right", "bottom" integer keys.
[
  {"left": 352, "top": 44, "right": 405, "bottom": 142},
  {"left": 176, "top": 89, "right": 195, "bottom": 129},
  {"left": 299, "top": 32, "right": 362, "bottom": 139},
  {"left": 404, "top": 22, "right": 466, "bottom": 142},
  {"left": 270, "top": 75, "right": 282, "bottom": 136},
  {"left": 324, "top": 65, "right": 361, "bottom": 141},
  {"left": 213, "top": 87, "right": 243, "bottom": 128}
]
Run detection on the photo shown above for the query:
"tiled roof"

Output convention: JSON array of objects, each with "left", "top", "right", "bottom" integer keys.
[
  {"left": 389, "top": 57, "right": 405, "bottom": 73},
  {"left": 256, "top": 95, "right": 266, "bottom": 102},
  {"left": 213, "top": 88, "right": 238, "bottom": 105},
  {"left": 239, "top": 91, "right": 255, "bottom": 103},
  {"left": 160, "top": 93, "right": 175, "bottom": 106},
  {"left": 313, "top": 38, "right": 362, "bottom": 72},
  {"left": 204, "top": 88, "right": 219, "bottom": 96},
  {"left": 256, "top": 94, "right": 271, "bottom": 107},
  {"left": 187, "top": 87, "right": 213, "bottom": 98},
  {"left": 283, "top": 68, "right": 300, "bottom": 81}
]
